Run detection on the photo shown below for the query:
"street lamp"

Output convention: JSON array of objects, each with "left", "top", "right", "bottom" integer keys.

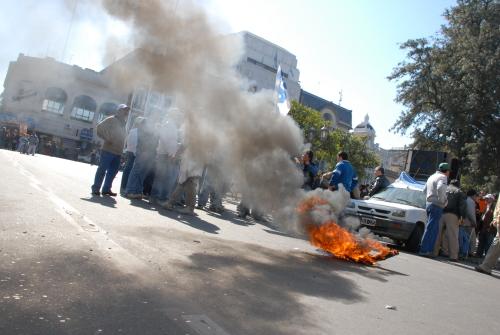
[
  {"left": 307, "top": 126, "right": 316, "bottom": 142},
  {"left": 320, "top": 125, "right": 329, "bottom": 141}
]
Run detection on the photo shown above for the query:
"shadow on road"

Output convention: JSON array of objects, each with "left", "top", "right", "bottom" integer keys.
[
  {"left": 0, "top": 250, "right": 188, "bottom": 335},
  {"left": 79, "top": 195, "right": 117, "bottom": 208},
  {"left": 157, "top": 208, "right": 221, "bottom": 234},
  {"left": 125, "top": 198, "right": 158, "bottom": 211}
]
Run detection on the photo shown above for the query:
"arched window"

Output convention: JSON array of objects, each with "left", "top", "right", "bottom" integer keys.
[
  {"left": 97, "top": 102, "right": 118, "bottom": 122},
  {"left": 321, "top": 108, "right": 337, "bottom": 128},
  {"left": 42, "top": 87, "right": 67, "bottom": 115},
  {"left": 71, "top": 95, "right": 97, "bottom": 122}
]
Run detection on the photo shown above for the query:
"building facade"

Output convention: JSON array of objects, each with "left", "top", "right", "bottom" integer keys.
[
  {"left": 1, "top": 54, "right": 128, "bottom": 159},
  {"left": 299, "top": 90, "right": 352, "bottom": 131},
  {"left": 235, "top": 31, "right": 301, "bottom": 101}
]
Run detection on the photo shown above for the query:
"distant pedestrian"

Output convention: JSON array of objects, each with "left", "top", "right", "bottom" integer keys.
[
  {"left": 368, "top": 166, "right": 390, "bottom": 197},
  {"left": 419, "top": 162, "right": 450, "bottom": 257},
  {"left": 27, "top": 133, "right": 39, "bottom": 155},
  {"left": 91, "top": 104, "right": 130, "bottom": 196},
  {"left": 476, "top": 195, "right": 500, "bottom": 275},
  {"left": 328, "top": 151, "right": 358, "bottom": 196}
]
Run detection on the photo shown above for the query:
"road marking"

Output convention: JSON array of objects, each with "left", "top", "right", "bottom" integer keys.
[
  {"left": 2, "top": 151, "right": 151, "bottom": 276},
  {"left": 181, "top": 314, "right": 231, "bottom": 335}
]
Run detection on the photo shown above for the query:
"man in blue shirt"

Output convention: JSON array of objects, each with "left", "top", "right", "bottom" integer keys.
[{"left": 328, "top": 151, "right": 358, "bottom": 194}]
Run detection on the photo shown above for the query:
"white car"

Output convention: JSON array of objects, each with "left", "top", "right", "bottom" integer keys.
[{"left": 345, "top": 173, "right": 427, "bottom": 252}]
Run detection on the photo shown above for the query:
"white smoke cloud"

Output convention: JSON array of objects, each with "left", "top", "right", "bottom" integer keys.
[{"left": 92, "top": 0, "right": 304, "bottom": 225}]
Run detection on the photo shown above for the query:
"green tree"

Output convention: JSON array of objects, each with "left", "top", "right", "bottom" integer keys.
[
  {"left": 288, "top": 100, "right": 379, "bottom": 180},
  {"left": 388, "top": 0, "right": 500, "bottom": 191}
]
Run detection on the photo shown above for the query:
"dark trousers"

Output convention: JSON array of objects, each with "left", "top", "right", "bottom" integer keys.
[
  {"left": 120, "top": 152, "right": 135, "bottom": 193},
  {"left": 92, "top": 150, "right": 121, "bottom": 193}
]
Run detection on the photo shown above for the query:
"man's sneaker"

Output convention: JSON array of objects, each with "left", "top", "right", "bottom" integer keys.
[
  {"left": 102, "top": 191, "right": 117, "bottom": 196},
  {"left": 475, "top": 265, "right": 491, "bottom": 275},
  {"left": 91, "top": 191, "right": 101, "bottom": 196},
  {"left": 176, "top": 207, "right": 195, "bottom": 215},
  {"left": 125, "top": 193, "right": 142, "bottom": 199}
]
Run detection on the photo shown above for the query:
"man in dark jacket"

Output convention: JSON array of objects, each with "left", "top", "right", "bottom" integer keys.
[
  {"left": 91, "top": 104, "right": 129, "bottom": 196},
  {"left": 368, "top": 166, "right": 390, "bottom": 197},
  {"left": 433, "top": 179, "right": 467, "bottom": 260}
]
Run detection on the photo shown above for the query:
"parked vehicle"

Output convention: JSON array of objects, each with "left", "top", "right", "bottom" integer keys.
[{"left": 345, "top": 172, "right": 426, "bottom": 252}]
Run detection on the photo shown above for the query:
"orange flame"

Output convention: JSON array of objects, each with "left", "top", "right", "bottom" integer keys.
[{"left": 297, "top": 196, "right": 397, "bottom": 265}]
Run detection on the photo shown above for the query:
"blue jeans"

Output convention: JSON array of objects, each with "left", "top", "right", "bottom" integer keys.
[
  {"left": 458, "top": 226, "right": 471, "bottom": 257},
  {"left": 151, "top": 155, "right": 179, "bottom": 201},
  {"left": 420, "top": 203, "right": 444, "bottom": 254},
  {"left": 125, "top": 152, "right": 155, "bottom": 195},
  {"left": 91, "top": 150, "right": 121, "bottom": 193},
  {"left": 120, "top": 152, "right": 135, "bottom": 193}
]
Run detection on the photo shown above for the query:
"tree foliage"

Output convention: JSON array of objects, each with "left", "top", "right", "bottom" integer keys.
[
  {"left": 288, "top": 100, "right": 379, "bottom": 180},
  {"left": 388, "top": 0, "right": 500, "bottom": 191}
]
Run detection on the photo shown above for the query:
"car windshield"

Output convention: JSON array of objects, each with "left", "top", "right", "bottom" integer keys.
[{"left": 370, "top": 187, "right": 426, "bottom": 209}]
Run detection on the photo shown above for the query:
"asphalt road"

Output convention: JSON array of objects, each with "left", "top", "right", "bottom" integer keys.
[{"left": 1, "top": 149, "right": 498, "bottom": 335}]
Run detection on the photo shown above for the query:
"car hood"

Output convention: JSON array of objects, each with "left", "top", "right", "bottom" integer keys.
[{"left": 353, "top": 198, "right": 424, "bottom": 211}]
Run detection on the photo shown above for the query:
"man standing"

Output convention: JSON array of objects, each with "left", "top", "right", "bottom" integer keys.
[
  {"left": 91, "top": 104, "right": 130, "bottom": 196},
  {"left": 328, "top": 151, "right": 358, "bottom": 195},
  {"left": 433, "top": 179, "right": 467, "bottom": 260},
  {"left": 368, "top": 166, "right": 390, "bottom": 197},
  {"left": 419, "top": 162, "right": 450, "bottom": 257},
  {"left": 476, "top": 196, "right": 499, "bottom": 275},
  {"left": 27, "top": 133, "right": 39, "bottom": 156}
]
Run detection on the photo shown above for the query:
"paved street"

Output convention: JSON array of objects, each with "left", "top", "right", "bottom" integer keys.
[{"left": 0, "top": 149, "right": 499, "bottom": 335}]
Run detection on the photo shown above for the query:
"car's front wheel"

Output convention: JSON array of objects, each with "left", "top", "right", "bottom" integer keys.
[{"left": 406, "top": 223, "right": 424, "bottom": 253}]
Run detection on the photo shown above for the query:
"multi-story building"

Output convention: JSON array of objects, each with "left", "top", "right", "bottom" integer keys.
[
  {"left": 1, "top": 54, "right": 128, "bottom": 159},
  {"left": 235, "top": 31, "right": 301, "bottom": 101}
]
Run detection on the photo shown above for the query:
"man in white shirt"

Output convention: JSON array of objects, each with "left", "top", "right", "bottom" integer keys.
[
  {"left": 419, "top": 162, "right": 450, "bottom": 257},
  {"left": 120, "top": 117, "right": 143, "bottom": 195}
]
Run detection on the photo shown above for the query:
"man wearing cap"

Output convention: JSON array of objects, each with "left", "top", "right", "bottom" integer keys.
[
  {"left": 91, "top": 104, "right": 130, "bottom": 196},
  {"left": 476, "top": 195, "right": 499, "bottom": 275},
  {"left": 419, "top": 162, "right": 450, "bottom": 257}
]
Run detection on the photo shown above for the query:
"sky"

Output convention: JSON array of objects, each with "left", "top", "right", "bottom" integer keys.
[{"left": 0, "top": 0, "right": 457, "bottom": 149}]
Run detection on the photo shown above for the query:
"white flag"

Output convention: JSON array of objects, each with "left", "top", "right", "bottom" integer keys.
[{"left": 274, "top": 65, "right": 290, "bottom": 116}]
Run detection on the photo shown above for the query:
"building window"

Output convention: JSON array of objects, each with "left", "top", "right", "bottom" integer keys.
[
  {"left": 42, "top": 99, "right": 64, "bottom": 114},
  {"left": 70, "top": 95, "right": 97, "bottom": 123},
  {"left": 41, "top": 87, "right": 67, "bottom": 115},
  {"left": 71, "top": 107, "right": 95, "bottom": 122}
]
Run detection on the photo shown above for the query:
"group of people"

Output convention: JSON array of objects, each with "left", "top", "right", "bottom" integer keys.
[
  {"left": 0, "top": 127, "right": 41, "bottom": 156},
  {"left": 16, "top": 132, "right": 39, "bottom": 155},
  {"left": 91, "top": 103, "right": 369, "bottom": 219},
  {"left": 88, "top": 104, "right": 499, "bottom": 274},
  {"left": 90, "top": 104, "right": 225, "bottom": 216},
  {"left": 419, "top": 162, "right": 499, "bottom": 274}
]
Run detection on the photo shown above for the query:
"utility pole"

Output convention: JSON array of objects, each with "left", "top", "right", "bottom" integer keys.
[{"left": 61, "top": 0, "right": 78, "bottom": 63}]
